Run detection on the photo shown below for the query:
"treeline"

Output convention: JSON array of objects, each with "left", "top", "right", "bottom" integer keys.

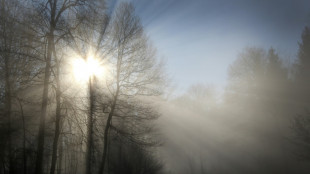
[
  {"left": 0, "top": 1, "right": 165, "bottom": 174},
  {"left": 226, "top": 27, "right": 310, "bottom": 164},
  {"left": 168, "top": 26, "right": 310, "bottom": 173}
]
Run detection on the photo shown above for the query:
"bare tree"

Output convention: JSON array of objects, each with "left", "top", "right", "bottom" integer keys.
[
  {"left": 0, "top": 1, "right": 13, "bottom": 172},
  {"left": 0, "top": 1, "right": 164, "bottom": 174},
  {"left": 97, "top": 3, "right": 165, "bottom": 174},
  {"left": 28, "top": 1, "right": 102, "bottom": 173},
  {"left": 1, "top": 1, "right": 42, "bottom": 173},
  {"left": 62, "top": 2, "right": 110, "bottom": 173}
]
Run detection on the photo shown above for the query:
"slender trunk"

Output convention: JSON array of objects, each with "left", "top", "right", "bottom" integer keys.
[
  {"left": 64, "top": 146, "right": 67, "bottom": 174},
  {"left": 98, "top": 102, "right": 114, "bottom": 174},
  {"left": 4, "top": 45, "right": 12, "bottom": 174},
  {"left": 98, "top": 49, "right": 122, "bottom": 174},
  {"left": 35, "top": 31, "right": 54, "bottom": 174},
  {"left": 50, "top": 54, "right": 62, "bottom": 174},
  {"left": 35, "top": 1, "right": 57, "bottom": 172},
  {"left": 98, "top": 89, "right": 119, "bottom": 174},
  {"left": 85, "top": 77, "right": 95, "bottom": 174},
  {"left": 18, "top": 100, "right": 27, "bottom": 174},
  {"left": 57, "top": 135, "right": 63, "bottom": 174},
  {"left": 118, "top": 126, "right": 123, "bottom": 168},
  {"left": 107, "top": 134, "right": 111, "bottom": 174},
  {"left": 1, "top": 1, "right": 13, "bottom": 173},
  {"left": 99, "top": 85, "right": 120, "bottom": 174}
]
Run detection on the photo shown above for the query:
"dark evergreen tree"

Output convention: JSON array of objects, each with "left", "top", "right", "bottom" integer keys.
[
  {"left": 291, "top": 26, "right": 310, "bottom": 162},
  {"left": 294, "top": 26, "right": 310, "bottom": 103},
  {"left": 265, "top": 47, "right": 288, "bottom": 100}
]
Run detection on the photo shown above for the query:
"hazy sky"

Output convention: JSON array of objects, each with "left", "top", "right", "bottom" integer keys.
[{"left": 110, "top": 0, "right": 310, "bottom": 93}]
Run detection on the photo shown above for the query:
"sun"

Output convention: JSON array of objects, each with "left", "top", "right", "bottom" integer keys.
[{"left": 72, "top": 56, "right": 104, "bottom": 82}]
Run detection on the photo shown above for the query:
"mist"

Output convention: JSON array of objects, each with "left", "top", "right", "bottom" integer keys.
[
  {"left": 1, "top": 0, "right": 310, "bottom": 174},
  {"left": 157, "top": 81, "right": 310, "bottom": 173}
]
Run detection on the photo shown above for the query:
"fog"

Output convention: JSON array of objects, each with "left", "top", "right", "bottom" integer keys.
[
  {"left": 153, "top": 48, "right": 310, "bottom": 174},
  {"left": 157, "top": 90, "right": 307, "bottom": 173},
  {"left": 1, "top": 0, "right": 310, "bottom": 174}
]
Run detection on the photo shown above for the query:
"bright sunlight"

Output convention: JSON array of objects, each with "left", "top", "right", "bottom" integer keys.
[{"left": 72, "top": 56, "right": 104, "bottom": 81}]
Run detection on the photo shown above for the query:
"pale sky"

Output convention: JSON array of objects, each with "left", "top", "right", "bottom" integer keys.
[{"left": 109, "top": 0, "right": 310, "bottom": 94}]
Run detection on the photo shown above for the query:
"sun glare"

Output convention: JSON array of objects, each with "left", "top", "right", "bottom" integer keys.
[{"left": 73, "top": 56, "right": 104, "bottom": 82}]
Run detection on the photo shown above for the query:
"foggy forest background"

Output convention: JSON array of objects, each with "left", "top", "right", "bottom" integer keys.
[{"left": 1, "top": 0, "right": 310, "bottom": 174}]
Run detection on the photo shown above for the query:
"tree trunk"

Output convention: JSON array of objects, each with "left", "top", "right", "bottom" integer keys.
[
  {"left": 35, "top": 1, "right": 57, "bottom": 172},
  {"left": 98, "top": 106, "right": 113, "bottom": 174},
  {"left": 85, "top": 77, "right": 95, "bottom": 174},
  {"left": 57, "top": 135, "right": 63, "bottom": 174},
  {"left": 18, "top": 99, "right": 27, "bottom": 174},
  {"left": 1, "top": 1, "right": 13, "bottom": 173},
  {"left": 35, "top": 31, "right": 54, "bottom": 174},
  {"left": 50, "top": 53, "right": 62, "bottom": 174},
  {"left": 4, "top": 40, "right": 12, "bottom": 174},
  {"left": 98, "top": 48, "right": 122, "bottom": 174},
  {"left": 98, "top": 88, "right": 119, "bottom": 174}
]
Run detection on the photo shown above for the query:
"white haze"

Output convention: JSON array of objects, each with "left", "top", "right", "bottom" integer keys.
[{"left": 153, "top": 87, "right": 310, "bottom": 174}]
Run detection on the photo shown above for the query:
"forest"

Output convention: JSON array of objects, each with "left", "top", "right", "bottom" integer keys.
[{"left": 1, "top": 0, "right": 310, "bottom": 174}]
